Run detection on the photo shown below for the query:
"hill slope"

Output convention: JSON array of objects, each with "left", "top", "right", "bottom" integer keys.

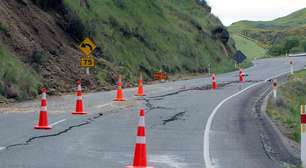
[
  {"left": 63, "top": 0, "right": 236, "bottom": 77},
  {"left": 0, "top": 0, "right": 236, "bottom": 100},
  {"left": 232, "top": 34, "right": 267, "bottom": 59},
  {"left": 229, "top": 8, "right": 306, "bottom": 56}
]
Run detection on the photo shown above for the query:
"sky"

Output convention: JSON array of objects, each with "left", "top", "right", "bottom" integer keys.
[{"left": 206, "top": 0, "right": 306, "bottom": 26}]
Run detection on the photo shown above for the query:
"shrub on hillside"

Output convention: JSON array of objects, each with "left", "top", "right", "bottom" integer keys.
[
  {"left": 268, "top": 38, "right": 303, "bottom": 56},
  {"left": 32, "top": 0, "right": 64, "bottom": 11},
  {"left": 268, "top": 45, "right": 285, "bottom": 56},
  {"left": 65, "top": 11, "right": 88, "bottom": 41},
  {"left": 196, "top": 0, "right": 207, "bottom": 6},
  {"left": 32, "top": 51, "right": 48, "bottom": 65},
  {"left": 0, "top": 23, "right": 8, "bottom": 34},
  {"left": 302, "top": 41, "right": 306, "bottom": 52},
  {"left": 113, "top": 0, "right": 125, "bottom": 8},
  {"left": 32, "top": 0, "right": 90, "bottom": 41},
  {"left": 284, "top": 38, "right": 300, "bottom": 53}
]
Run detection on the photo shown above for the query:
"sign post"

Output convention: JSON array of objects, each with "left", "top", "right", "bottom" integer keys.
[
  {"left": 86, "top": 67, "right": 90, "bottom": 75},
  {"left": 301, "top": 105, "right": 306, "bottom": 168},
  {"left": 79, "top": 37, "right": 97, "bottom": 74}
]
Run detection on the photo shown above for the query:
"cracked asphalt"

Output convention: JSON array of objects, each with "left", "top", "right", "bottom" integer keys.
[{"left": 0, "top": 57, "right": 306, "bottom": 168}]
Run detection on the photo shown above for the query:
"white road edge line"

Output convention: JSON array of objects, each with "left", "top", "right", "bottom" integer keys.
[
  {"left": 204, "top": 71, "right": 290, "bottom": 168},
  {"left": 50, "top": 119, "right": 67, "bottom": 127}
]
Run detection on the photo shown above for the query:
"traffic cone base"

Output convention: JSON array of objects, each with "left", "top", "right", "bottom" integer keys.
[
  {"left": 135, "top": 93, "right": 146, "bottom": 96},
  {"left": 72, "top": 112, "right": 87, "bottom": 115},
  {"left": 34, "top": 125, "right": 51, "bottom": 129},
  {"left": 126, "top": 166, "right": 153, "bottom": 168},
  {"left": 114, "top": 98, "right": 126, "bottom": 101}
]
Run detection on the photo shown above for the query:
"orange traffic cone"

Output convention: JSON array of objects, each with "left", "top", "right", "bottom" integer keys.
[
  {"left": 212, "top": 73, "right": 217, "bottom": 90},
  {"left": 114, "top": 75, "right": 126, "bottom": 101},
  {"left": 239, "top": 69, "right": 244, "bottom": 83},
  {"left": 135, "top": 73, "right": 145, "bottom": 96},
  {"left": 35, "top": 88, "right": 51, "bottom": 129},
  {"left": 126, "top": 109, "right": 153, "bottom": 168},
  {"left": 72, "top": 80, "right": 87, "bottom": 115}
]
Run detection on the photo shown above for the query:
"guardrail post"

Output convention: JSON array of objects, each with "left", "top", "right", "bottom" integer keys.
[
  {"left": 290, "top": 60, "right": 294, "bottom": 75},
  {"left": 272, "top": 79, "right": 277, "bottom": 99}
]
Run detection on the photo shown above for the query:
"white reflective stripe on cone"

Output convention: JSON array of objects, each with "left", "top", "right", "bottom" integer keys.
[
  {"left": 138, "top": 117, "right": 145, "bottom": 127},
  {"left": 40, "top": 106, "right": 47, "bottom": 112},
  {"left": 77, "top": 96, "right": 82, "bottom": 100},
  {"left": 136, "top": 136, "right": 146, "bottom": 144},
  {"left": 42, "top": 93, "right": 46, "bottom": 99},
  {"left": 78, "top": 85, "right": 82, "bottom": 91}
]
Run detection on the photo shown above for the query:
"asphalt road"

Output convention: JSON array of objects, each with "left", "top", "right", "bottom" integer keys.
[{"left": 0, "top": 57, "right": 305, "bottom": 168}]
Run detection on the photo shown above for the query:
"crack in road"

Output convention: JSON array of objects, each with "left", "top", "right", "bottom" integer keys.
[
  {"left": 148, "top": 80, "right": 263, "bottom": 99},
  {"left": 3, "top": 113, "right": 104, "bottom": 151},
  {"left": 142, "top": 98, "right": 186, "bottom": 127},
  {"left": 143, "top": 98, "right": 173, "bottom": 112},
  {"left": 162, "top": 111, "right": 186, "bottom": 125},
  {"left": 144, "top": 80, "right": 263, "bottom": 127}
]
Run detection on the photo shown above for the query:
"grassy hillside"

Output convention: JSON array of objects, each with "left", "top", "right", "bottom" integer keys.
[
  {"left": 232, "top": 34, "right": 267, "bottom": 59},
  {"left": 0, "top": 0, "right": 237, "bottom": 100},
  {"left": 63, "top": 0, "right": 236, "bottom": 79},
  {"left": 229, "top": 8, "right": 306, "bottom": 56},
  {"left": 0, "top": 47, "right": 41, "bottom": 101}
]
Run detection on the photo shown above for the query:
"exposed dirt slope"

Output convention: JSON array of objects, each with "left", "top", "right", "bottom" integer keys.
[{"left": 0, "top": 0, "right": 91, "bottom": 93}]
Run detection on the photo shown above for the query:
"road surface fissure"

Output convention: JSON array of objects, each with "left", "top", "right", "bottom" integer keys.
[
  {"left": 148, "top": 80, "right": 262, "bottom": 99},
  {"left": 162, "top": 111, "right": 186, "bottom": 125},
  {"left": 3, "top": 112, "right": 104, "bottom": 151}
]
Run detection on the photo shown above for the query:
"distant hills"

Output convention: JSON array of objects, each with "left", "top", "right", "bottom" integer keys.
[{"left": 229, "top": 8, "right": 306, "bottom": 56}]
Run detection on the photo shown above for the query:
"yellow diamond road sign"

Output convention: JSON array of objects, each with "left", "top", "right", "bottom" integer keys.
[{"left": 79, "top": 37, "right": 96, "bottom": 56}]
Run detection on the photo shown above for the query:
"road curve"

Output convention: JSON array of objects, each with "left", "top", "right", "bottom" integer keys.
[{"left": 0, "top": 57, "right": 305, "bottom": 168}]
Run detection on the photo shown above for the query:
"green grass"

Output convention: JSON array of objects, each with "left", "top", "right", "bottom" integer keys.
[
  {"left": 229, "top": 8, "right": 306, "bottom": 56},
  {"left": 229, "top": 8, "right": 306, "bottom": 32},
  {"left": 63, "top": 0, "right": 236, "bottom": 82},
  {"left": 0, "top": 47, "right": 41, "bottom": 100},
  {"left": 267, "top": 70, "right": 306, "bottom": 142},
  {"left": 232, "top": 34, "right": 267, "bottom": 60}
]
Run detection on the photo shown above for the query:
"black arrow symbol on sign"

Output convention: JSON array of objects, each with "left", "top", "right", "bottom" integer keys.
[{"left": 81, "top": 43, "right": 93, "bottom": 51}]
